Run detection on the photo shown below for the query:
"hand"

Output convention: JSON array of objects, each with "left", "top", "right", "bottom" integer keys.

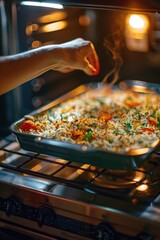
[
  {"left": 53, "top": 38, "right": 100, "bottom": 75},
  {"left": 0, "top": 38, "right": 100, "bottom": 95}
]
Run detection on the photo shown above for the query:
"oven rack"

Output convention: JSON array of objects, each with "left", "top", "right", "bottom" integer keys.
[{"left": 0, "top": 135, "right": 160, "bottom": 204}]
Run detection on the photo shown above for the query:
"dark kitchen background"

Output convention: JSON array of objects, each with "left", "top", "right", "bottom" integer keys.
[{"left": 0, "top": 0, "right": 160, "bottom": 136}]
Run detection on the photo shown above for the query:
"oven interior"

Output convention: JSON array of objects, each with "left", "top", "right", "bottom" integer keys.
[{"left": 0, "top": 1, "right": 160, "bottom": 240}]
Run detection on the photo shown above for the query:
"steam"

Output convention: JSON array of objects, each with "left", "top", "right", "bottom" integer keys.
[{"left": 102, "top": 27, "right": 123, "bottom": 86}]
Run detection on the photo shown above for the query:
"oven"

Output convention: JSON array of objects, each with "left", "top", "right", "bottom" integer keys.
[{"left": 0, "top": 0, "right": 160, "bottom": 239}]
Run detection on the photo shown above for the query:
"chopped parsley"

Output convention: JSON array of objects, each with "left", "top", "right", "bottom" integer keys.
[
  {"left": 84, "top": 133, "right": 92, "bottom": 141},
  {"left": 123, "top": 121, "right": 133, "bottom": 134}
]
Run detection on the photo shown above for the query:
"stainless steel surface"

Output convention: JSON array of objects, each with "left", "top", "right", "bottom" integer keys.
[{"left": 0, "top": 134, "right": 160, "bottom": 239}]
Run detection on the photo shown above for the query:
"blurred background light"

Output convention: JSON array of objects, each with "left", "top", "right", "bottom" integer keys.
[{"left": 21, "top": 1, "right": 63, "bottom": 9}]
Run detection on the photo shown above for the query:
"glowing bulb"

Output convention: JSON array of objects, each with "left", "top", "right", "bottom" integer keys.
[
  {"left": 127, "top": 14, "right": 149, "bottom": 32},
  {"left": 125, "top": 13, "right": 150, "bottom": 52},
  {"left": 136, "top": 184, "right": 148, "bottom": 192},
  {"left": 129, "top": 14, "right": 145, "bottom": 29}
]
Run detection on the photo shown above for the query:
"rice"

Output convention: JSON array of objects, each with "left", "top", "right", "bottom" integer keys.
[{"left": 19, "top": 87, "right": 160, "bottom": 153}]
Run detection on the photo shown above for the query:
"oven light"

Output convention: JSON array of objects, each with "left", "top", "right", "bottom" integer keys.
[
  {"left": 136, "top": 184, "right": 148, "bottom": 192},
  {"left": 21, "top": 1, "right": 63, "bottom": 9},
  {"left": 129, "top": 14, "right": 147, "bottom": 31},
  {"left": 125, "top": 13, "right": 150, "bottom": 52},
  {"left": 127, "top": 14, "right": 149, "bottom": 33}
]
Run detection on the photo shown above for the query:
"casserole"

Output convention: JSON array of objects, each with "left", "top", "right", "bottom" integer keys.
[{"left": 10, "top": 80, "right": 160, "bottom": 170}]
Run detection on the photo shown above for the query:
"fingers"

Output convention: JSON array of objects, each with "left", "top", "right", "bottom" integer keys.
[
  {"left": 83, "top": 58, "right": 98, "bottom": 76},
  {"left": 57, "top": 38, "right": 100, "bottom": 75},
  {"left": 85, "top": 43, "right": 100, "bottom": 75},
  {"left": 77, "top": 40, "right": 100, "bottom": 76}
]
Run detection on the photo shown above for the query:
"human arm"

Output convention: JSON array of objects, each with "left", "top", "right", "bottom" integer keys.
[{"left": 0, "top": 38, "right": 100, "bottom": 95}]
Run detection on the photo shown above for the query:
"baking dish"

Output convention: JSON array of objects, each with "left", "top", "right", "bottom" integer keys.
[{"left": 10, "top": 80, "right": 160, "bottom": 170}]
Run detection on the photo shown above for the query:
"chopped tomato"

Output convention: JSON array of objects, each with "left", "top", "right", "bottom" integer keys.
[
  {"left": 71, "top": 129, "right": 84, "bottom": 140},
  {"left": 124, "top": 99, "right": 141, "bottom": 108},
  {"left": 21, "top": 120, "right": 39, "bottom": 131},
  {"left": 148, "top": 117, "right": 158, "bottom": 126},
  {"left": 98, "top": 112, "right": 112, "bottom": 121},
  {"left": 140, "top": 127, "right": 154, "bottom": 134}
]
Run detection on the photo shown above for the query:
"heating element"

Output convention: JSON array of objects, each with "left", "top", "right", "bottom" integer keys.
[{"left": 0, "top": 134, "right": 160, "bottom": 240}]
